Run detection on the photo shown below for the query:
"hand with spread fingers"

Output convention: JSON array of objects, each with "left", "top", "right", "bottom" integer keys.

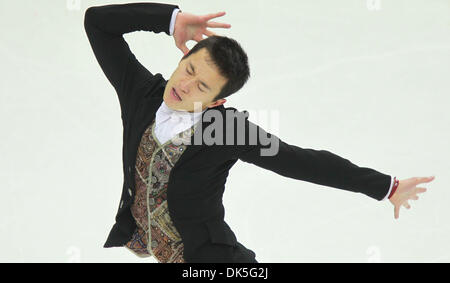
[
  {"left": 173, "top": 10, "right": 231, "bottom": 55},
  {"left": 389, "top": 176, "right": 435, "bottom": 219}
]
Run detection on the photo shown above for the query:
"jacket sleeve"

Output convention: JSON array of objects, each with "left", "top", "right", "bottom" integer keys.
[
  {"left": 84, "top": 2, "right": 179, "bottom": 120},
  {"left": 235, "top": 114, "right": 392, "bottom": 201}
]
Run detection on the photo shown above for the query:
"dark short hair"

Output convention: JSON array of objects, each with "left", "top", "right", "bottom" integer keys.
[{"left": 181, "top": 35, "right": 250, "bottom": 102}]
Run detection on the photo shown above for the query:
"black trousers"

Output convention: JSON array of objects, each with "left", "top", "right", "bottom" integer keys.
[
  {"left": 233, "top": 241, "right": 258, "bottom": 263},
  {"left": 186, "top": 240, "right": 258, "bottom": 263}
]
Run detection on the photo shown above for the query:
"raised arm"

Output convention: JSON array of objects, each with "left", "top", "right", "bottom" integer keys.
[{"left": 84, "top": 2, "right": 179, "bottom": 120}]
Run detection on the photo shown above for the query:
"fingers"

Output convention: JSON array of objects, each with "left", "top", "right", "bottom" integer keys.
[
  {"left": 415, "top": 176, "right": 435, "bottom": 185},
  {"left": 204, "top": 29, "right": 218, "bottom": 37},
  {"left": 394, "top": 205, "right": 400, "bottom": 219},
  {"left": 192, "top": 33, "right": 203, "bottom": 42},
  {"left": 394, "top": 191, "right": 425, "bottom": 219},
  {"left": 415, "top": 187, "right": 427, "bottom": 194},
  {"left": 178, "top": 44, "right": 189, "bottom": 56},
  {"left": 206, "top": 21, "right": 231, "bottom": 29},
  {"left": 410, "top": 195, "right": 419, "bottom": 201},
  {"left": 203, "top": 11, "right": 227, "bottom": 21},
  {"left": 402, "top": 201, "right": 411, "bottom": 209},
  {"left": 394, "top": 202, "right": 410, "bottom": 220}
]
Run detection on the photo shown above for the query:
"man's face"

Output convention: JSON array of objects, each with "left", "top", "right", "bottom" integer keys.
[{"left": 163, "top": 48, "right": 228, "bottom": 113}]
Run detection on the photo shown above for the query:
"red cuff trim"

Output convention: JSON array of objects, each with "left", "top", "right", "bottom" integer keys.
[{"left": 388, "top": 177, "right": 399, "bottom": 199}]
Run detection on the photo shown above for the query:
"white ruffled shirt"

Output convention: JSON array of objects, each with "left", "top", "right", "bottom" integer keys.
[{"left": 154, "top": 100, "right": 206, "bottom": 145}]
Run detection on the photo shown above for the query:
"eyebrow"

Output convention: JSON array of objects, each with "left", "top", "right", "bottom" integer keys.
[{"left": 189, "top": 62, "right": 211, "bottom": 91}]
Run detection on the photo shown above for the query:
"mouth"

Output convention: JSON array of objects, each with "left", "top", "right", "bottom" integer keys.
[{"left": 171, "top": 88, "right": 182, "bottom": 101}]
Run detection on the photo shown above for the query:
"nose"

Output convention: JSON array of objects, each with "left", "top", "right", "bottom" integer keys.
[{"left": 179, "top": 78, "right": 195, "bottom": 94}]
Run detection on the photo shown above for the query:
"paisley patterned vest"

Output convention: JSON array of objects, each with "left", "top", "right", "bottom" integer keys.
[{"left": 124, "top": 119, "right": 199, "bottom": 263}]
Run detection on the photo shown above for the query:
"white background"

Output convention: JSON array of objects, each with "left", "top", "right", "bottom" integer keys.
[{"left": 0, "top": 0, "right": 449, "bottom": 263}]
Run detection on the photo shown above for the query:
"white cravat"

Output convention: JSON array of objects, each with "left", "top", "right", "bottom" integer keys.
[{"left": 154, "top": 101, "right": 206, "bottom": 145}]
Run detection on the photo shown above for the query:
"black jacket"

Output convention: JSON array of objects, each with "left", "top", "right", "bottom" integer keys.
[{"left": 84, "top": 2, "right": 392, "bottom": 262}]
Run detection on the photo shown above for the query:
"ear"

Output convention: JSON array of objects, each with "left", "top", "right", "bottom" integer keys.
[{"left": 207, "top": 99, "right": 226, "bottom": 108}]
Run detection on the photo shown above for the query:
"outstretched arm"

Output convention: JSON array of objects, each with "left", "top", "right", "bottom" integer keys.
[
  {"left": 234, "top": 115, "right": 435, "bottom": 219},
  {"left": 234, "top": 116, "right": 392, "bottom": 200}
]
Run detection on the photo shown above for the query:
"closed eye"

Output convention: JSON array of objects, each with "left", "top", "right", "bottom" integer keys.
[{"left": 186, "top": 68, "right": 204, "bottom": 92}]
